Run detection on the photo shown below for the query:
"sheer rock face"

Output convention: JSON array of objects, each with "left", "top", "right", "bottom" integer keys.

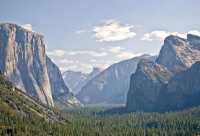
[
  {"left": 46, "top": 57, "right": 81, "bottom": 108},
  {"left": 126, "top": 60, "right": 173, "bottom": 112},
  {"left": 0, "top": 23, "right": 53, "bottom": 106},
  {"left": 46, "top": 56, "right": 69, "bottom": 99},
  {"left": 160, "top": 61, "right": 200, "bottom": 111},
  {"left": 156, "top": 35, "right": 200, "bottom": 73},
  {"left": 127, "top": 34, "right": 200, "bottom": 112},
  {"left": 0, "top": 23, "right": 76, "bottom": 108},
  {"left": 46, "top": 56, "right": 80, "bottom": 108},
  {"left": 77, "top": 55, "right": 155, "bottom": 106}
]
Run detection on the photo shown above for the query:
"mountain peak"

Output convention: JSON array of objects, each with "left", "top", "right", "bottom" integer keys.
[
  {"left": 0, "top": 22, "right": 43, "bottom": 37},
  {"left": 127, "top": 34, "right": 200, "bottom": 112},
  {"left": 156, "top": 34, "right": 200, "bottom": 73},
  {"left": 164, "top": 35, "right": 186, "bottom": 47},
  {"left": 126, "top": 59, "right": 172, "bottom": 112}
]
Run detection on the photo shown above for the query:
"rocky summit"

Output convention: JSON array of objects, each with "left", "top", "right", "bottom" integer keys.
[
  {"left": 63, "top": 67, "right": 101, "bottom": 95},
  {"left": 126, "top": 34, "right": 200, "bottom": 112},
  {"left": 126, "top": 59, "right": 173, "bottom": 112},
  {"left": 156, "top": 35, "right": 200, "bottom": 73},
  {"left": 0, "top": 23, "right": 78, "bottom": 108}
]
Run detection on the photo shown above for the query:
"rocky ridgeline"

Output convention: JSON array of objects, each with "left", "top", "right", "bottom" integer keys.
[
  {"left": 63, "top": 67, "right": 101, "bottom": 95},
  {"left": 126, "top": 34, "right": 200, "bottom": 112}
]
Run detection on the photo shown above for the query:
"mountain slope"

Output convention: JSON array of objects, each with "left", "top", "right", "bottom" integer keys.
[
  {"left": 78, "top": 55, "right": 155, "bottom": 106},
  {"left": 63, "top": 67, "right": 101, "bottom": 95},
  {"left": 0, "top": 74, "right": 73, "bottom": 135},
  {"left": 0, "top": 74, "right": 64, "bottom": 122}
]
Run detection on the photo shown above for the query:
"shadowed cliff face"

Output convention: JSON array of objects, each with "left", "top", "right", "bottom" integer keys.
[
  {"left": 0, "top": 23, "right": 78, "bottom": 108},
  {"left": 46, "top": 56, "right": 81, "bottom": 108},
  {"left": 46, "top": 56, "right": 69, "bottom": 100},
  {"left": 126, "top": 34, "right": 200, "bottom": 112},
  {"left": 159, "top": 61, "right": 200, "bottom": 111},
  {"left": 126, "top": 59, "right": 173, "bottom": 112}
]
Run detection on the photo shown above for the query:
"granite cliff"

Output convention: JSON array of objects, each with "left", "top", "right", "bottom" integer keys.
[
  {"left": 0, "top": 23, "right": 78, "bottom": 108},
  {"left": 126, "top": 34, "right": 200, "bottom": 112}
]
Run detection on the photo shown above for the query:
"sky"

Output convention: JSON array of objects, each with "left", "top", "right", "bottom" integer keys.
[{"left": 1, "top": 0, "right": 200, "bottom": 73}]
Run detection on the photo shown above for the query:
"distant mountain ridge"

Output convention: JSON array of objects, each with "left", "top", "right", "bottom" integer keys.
[
  {"left": 77, "top": 54, "right": 156, "bottom": 106},
  {"left": 126, "top": 34, "right": 200, "bottom": 112},
  {"left": 0, "top": 23, "right": 79, "bottom": 108},
  {"left": 63, "top": 67, "right": 101, "bottom": 95}
]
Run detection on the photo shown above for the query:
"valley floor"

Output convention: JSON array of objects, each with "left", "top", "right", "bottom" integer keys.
[{"left": 1, "top": 106, "right": 200, "bottom": 136}]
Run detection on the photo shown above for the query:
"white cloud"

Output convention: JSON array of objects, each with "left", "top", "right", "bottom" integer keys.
[
  {"left": 142, "top": 30, "right": 200, "bottom": 42},
  {"left": 93, "top": 20, "right": 136, "bottom": 42},
  {"left": 108, "top": 46, "right": 124, "bottom": 53},
  {"left": 47, "top": 47, "right": 145, "bottom": 73},
  {"left": 141, "top": 31, "right": 170, "bottom": 41},
  {"left": 75, "top": 30, "right": 86, "bottom": 34},
  {"left": 90, "top": 59, "right": 97, "bottom": 62},
  {"left": 47, "top": 49, "right": 66, "bottom": 57},
  {"left": 171, "top": 32, "right": 187, "bottom": 39},
  {"left": 22, "top": 24, "right": 33, "bottom": 31},
  {"left": 50, "top": 57, "right": 92, "bottom": 73},
  {"left": 188, "top": 30, "right": 200, "bottom": 36},
  {"left": 59, "top": 61, "right": 95, "bottom": 73},
  {"left": 69, "top": 63, "right": 93, "bottom": 73},
  {"left": 102, "top": 46, "right": 140, "bottom": 59},
  {"left": 117, "top": 52, "right": 142, "bottom": 59},
  {"left": 58, "top": 59, "right": 75, "bottom": 64},
  {"left": 101, "top": 46, "right": 142, "bottom": 60},
  {"left": 68, "top": 50, "right": 107, "bottom": 57}
]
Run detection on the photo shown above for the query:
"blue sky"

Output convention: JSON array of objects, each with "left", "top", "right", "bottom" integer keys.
[{"left": 1, "top": 0, "right": 200, "bottom": 73}]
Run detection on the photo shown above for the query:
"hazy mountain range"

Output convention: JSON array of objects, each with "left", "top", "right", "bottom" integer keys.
[
  {"left": 63, "top": 67, "right": 101, "bottom": 95},
  {"left": 77, "top": 54, "right": 156, "bottom": 106}
]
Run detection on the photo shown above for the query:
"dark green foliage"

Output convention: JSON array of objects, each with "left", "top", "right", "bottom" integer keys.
[
  {"left": 64, "top": 107, "right": 200, "bottom": 136},
  {"left": 0, "top": 75, "right": 200, "bottom": 135}
]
